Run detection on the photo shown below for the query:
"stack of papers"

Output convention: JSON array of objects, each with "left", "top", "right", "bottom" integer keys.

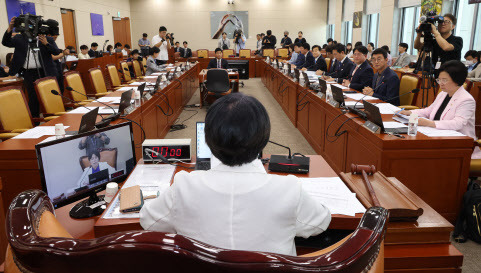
[
  {"left": 344, "top": 101, "right": 364, "bottom": 109},
  {"left": 116, "top": 87, "right": 138, "bottom": 92},
  {"left": 345, "top": 93, "right": 376, "bottom": 100},
  {"left": 143, "top": 76, "right": 158, "bottom": 79},
  {"left": 103, "top": 164, "right": 176, "bottom": 219},
  {"left": 96, "top": 97, "right": 121, "bottom": 103},
  {"left": 12, "top": 126, "right": 70, "bottom": 139},
  {"left": 301, "top": 177, "right": 365, "bottom": 216},
  {"left": 129, "top": 82, "right": 145, "bottom": 86},
  {"left": 417, "top": 126, "right": 466, "bottom": 137},
  {"left": 383, "top": 121, "right": 408, "bottom": 129},
  {"left": 376, "top": 103, "right": 402, "bottom": 115},
  {"left": 332, "top": 84, "right": 349, "bottom": 90}
]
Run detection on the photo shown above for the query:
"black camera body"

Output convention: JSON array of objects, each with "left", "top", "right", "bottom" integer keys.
[
  {"left": 14, "top": 14, "right": 59, "bottom": 44},
  {"left": 417, "top": 11, "right": 444, "bottom": 52},
  {"left": 233, "top": 29, "right": 242, "bottom": 43}
]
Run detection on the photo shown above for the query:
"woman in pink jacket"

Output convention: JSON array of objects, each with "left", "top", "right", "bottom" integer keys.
[{"left": 400, "top": 60, "right": 481, "bottom": 159}]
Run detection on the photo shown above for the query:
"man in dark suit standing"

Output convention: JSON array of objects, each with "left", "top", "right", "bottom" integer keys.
[
  {"left": 363, "top": 48, "right": 400, "bottom": 105},
  {"left": 207, "top": 48, "right": 229, "bottom": 69},
  {"left": 342, "top": 45, "right": 373, "bottom": 91},
  {"left": 324, "top": 43, "right": 354, "bottom": 83},
  {"left": 181, "top": 41, "right": 192, "bottom": 58},
  {"left": 2, "top": 16, "right": 61, "bottom": 117}
]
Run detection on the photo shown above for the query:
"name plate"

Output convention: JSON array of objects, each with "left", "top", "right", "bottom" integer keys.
[
  {"left": 124, "top": 105, "right": 135, "bottom": 115},
  {"left": 363, "top": 120, "right": 381, "bottom": 134},
  {"left": 144, "top": 93, "right": 152, "bottom": 100}
]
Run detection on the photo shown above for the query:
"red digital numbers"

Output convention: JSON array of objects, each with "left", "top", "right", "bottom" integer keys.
[
  {"left": 151, "top": 147, "right": 183, "bottom": 158},
  {"left": 176, "top": 149, "right": 181, "bottom": 156},
  {"left": 152, "top": 147, "right": 159, "bottom": 158}
]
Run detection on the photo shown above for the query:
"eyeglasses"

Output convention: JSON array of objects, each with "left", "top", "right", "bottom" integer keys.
[
  {"left": 371, "top": 58, "right": 384, "bottom": 63},
  {"left": 435, "top": 78, "right": 450, "bottom": 84},
  {"left": 441, "top": 20, "right": 452, "bottom": 25}
]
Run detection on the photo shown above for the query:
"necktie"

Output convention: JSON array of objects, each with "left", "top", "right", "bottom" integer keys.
[
  {"left": 217, "top": 59, "right": 221, "bottom": 68},
  {"left": 375, "top": 74, "right": 383, "bottom": 88},
  {"left": 351, "top": 65, "right": 359, "bottom": 77}
]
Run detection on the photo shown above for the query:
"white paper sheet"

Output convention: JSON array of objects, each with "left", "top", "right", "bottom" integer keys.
[
  {"left": 383, "top": 121, "right": 408, "bottom": 129},
  {"left": 12, "top": 126, "right": 70, "bottom": 139},
  {"left": 332, "top": 83, "right": 349, "bottom": 90},
  {"left": 66, "top": 106, "right": 98, "bottom": 114},
  {"left": 97, "top": 107, "right": 118, "bottom": 115},
  {"left": 128, "top": 82, "right": 144, "bottom": 86},
  {"left": 417, "top": 126, "right": 466, "bottom": 137},
  {"left": 37, "top": 136, "right": 58, "bottom": 144},
  {"left": 375, "top": 103, "right": 402, "bottom": 115},
  {"left": 116, "top": 87, "right": 138, "bottom": 92},
  {"left": 345, "top": 93, "right": 376, "bottom": 100},
  {"left": 143, "top": 76, "right": 158, "bottom": 79},
  {"left": 344, "top": 101, "right": 364, "bottom": 109}
]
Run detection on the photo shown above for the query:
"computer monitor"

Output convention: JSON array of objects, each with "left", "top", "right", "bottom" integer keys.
[
  {"left": 331, "top": 84, "right": 345, "bottom": 106},
  {"left": 196, "top": 122, "right": 211, "bottom": 160},
  {"left": 36, "top": 122, "right": 136, "bottom": 218}
]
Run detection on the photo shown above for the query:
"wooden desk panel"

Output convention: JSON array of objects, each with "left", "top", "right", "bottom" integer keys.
[
  {"left": 260, "top": 61, "right": 472, "bottom": 223},
  {"left": 179, "top": 57, "right": 258, "bottom": 78}
]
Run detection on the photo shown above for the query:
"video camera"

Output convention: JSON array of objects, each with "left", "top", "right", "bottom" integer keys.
[
  {"left": 233, "top": 29, "right": 242, "bottom": 43},
  {"left": 14, "top": 14, "right": 59, "bottom": 44},
  {"left": 416, "top": 11, "right": 444, "bottom": 52}
]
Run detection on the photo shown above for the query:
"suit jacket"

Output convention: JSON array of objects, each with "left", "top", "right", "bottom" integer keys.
[
  {"left": 88, "top": 49, "right": 97, "bottom": 58},
  {"left": 411, "top": 87, "right": 481, "bottom": 159},
  {"left": 181, "top": 47, "right": 192, "bottom": 58},
  {"left": 298, "top": 51, "right": 315, "bottom": 70},
  {"left": 392, "top": 53, "right": 411, "bottom": 67},
  {"left": 307, "top": 55, "right": 327, "bottom": 72},
  {"left": 292, "top": 52, "right": 306, "bottom": 67},
  {"left": 348, "top": 60, "right": 373, "bottom": 91},
  {"left": 468, "top": 64, "right": 481, "bottom": 79},
  {"left": 207, "top": 58, "right": 229, "bottom": 69},
  {"left": 2, "top": 30, "right": 60, "bottom": 77},
  {"left": 328, "top": 59, "right": 338, "bottom": 74},
  {"left": 330, "top": 57, "right": 354, "bottom": 83},
  {"left": 174, "top": 47, "right": 182, "bottom": 53},
  {"left": 371, "top": 67, "right": 400, "bottom": 106}
]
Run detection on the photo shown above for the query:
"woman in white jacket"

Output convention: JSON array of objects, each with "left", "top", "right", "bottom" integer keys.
[{"left": 77, "top": 151, "right": 116, "bottom": 187}]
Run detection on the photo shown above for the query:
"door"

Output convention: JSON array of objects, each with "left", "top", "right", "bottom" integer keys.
[
  {"left": 112, "top": 17, "right": 132, "bottom": 48},
  {"left": 61, "top": 9, "right": 77, "bottom": 50}
]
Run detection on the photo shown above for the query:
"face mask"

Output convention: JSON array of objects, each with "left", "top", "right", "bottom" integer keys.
[
  {"left": 284, "top": 34, "right": 288, "bottom": 37},
  {"left": 465, "top": 60, "right": 473, "bottom": 66}
]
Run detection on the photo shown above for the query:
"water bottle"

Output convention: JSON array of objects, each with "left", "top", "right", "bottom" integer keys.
[
  {"left": 326, "top": 86, "right": 333, "bottom": 103},
  {"left": 134, "top": 90, "right": 141, "bottom": 107},
  {"left": 408, "top": 113, "right": 418, "bottom": 136}
]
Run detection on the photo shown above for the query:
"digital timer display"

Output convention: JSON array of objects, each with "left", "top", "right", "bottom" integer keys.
[{"left": 143, "top": 145, "right": 191, "bottom": 161}]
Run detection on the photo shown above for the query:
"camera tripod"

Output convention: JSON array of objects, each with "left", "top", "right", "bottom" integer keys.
[{"left": 415, "top": 48, "right": 437, "bottom": 108}]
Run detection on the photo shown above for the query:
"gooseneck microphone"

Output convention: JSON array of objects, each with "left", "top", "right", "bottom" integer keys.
[
  {"left": 380, "top": 88, "right": 420, "bottom": 105},
  {"left": 65, "top": 86, "right": 120, "bottom": 122},
  {"left": 268, "top": 140, "right": 292, "bottom": 159}
]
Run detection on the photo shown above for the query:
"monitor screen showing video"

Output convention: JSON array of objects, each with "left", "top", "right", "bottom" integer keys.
[{"left": 36, "top": 122, "right": 136, "bottom": 209}]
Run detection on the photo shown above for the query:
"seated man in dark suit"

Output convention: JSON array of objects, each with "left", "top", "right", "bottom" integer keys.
[
  {"left": 302, "top": 45, "right": 327, "bottom": 72},
  {"left": 362, "top": 48, "right": 400, "bottom": 106},
  {"left": 323, "top": 43, "right": 354, "bottom": 83},
  {"left": 342, "top": 46, "right": 373, "bottom": 91},
  {"left": 181, "top": 41, "right": 192, "bottom": 58},
  {"left": 291, "top": 42, "right": 305, "bottom": 68},
  {"left": 297, "top": 43, "right": 315, "bottom": 70},
  {"left": 207, "top": 48, "right": 229, "bottom": 69},
  {"left": 88, "top": 42, "right": 98, "bottom": 58},
  {"left": 174, "top": 41, "right": 182, "bottom": 53}
]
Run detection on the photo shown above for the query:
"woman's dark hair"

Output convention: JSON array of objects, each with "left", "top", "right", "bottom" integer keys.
[
  {"left": 88, "top": 151, "right": 101, "bottom": 161},
  {"left": 438, "top": 60, "right": 467, "bottom": 86},
  {"left": 205, "top": 93, "right": 271, "bottom": 166},
  {"left": 346, "top": 43, "right": 352, "bottom": 53},
  {"left": 288, "top": 43, "right": 295, "bottom": 52},
  {"left": 106, "top": 45, "right": 113, "bottom": 52},
  {"left": 80, "top": 45, "right": 88, "bottom": 50},
  {"left": 150, "top": 46, "right": 160, "bottom": 55}
]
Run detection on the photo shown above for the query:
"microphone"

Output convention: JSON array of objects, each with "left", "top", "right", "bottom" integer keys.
[
  {"left": 102, "top": 39, "right": 109, "bottom": 53},
  {"left": 50, "top": 90, "right": 111, "bottom": 128},
  {"left": 373, "top": 88, "right": 420, "bottom": 105},
  {"left": 268, "top": 140, "right": 292, "bottom": 159},
  {"left": 65, "top": 87, "right": 120, "bottom": 122},
  {"left": 352, "top": 79, "right": 386, "bottom": 110},
  {"left": 145, "top": 148, "right": 169, "bottom": 163}
]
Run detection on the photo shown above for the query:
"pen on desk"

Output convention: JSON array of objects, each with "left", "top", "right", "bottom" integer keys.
[
  {"left": 393, "top": 133, "right": 405, "bottom": 138},
  {"left": 394, "top": 108, "right": 405, "bottom": 115}
]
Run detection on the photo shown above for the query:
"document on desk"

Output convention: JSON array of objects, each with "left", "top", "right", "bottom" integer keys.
[
  {"left": 375, "top": 103, "right": 402, "bottom": 115},
  {"left": 300, "top": 177, "right": 365, "bottom": 216},
  {"left": 97, "top": 107, "right": 118, "bottom": 115},
  {"left": 12, "top": 126, "right": 70, "bottom": 139},
  {"left": 66, "top": 107, "right": 98, "bottom": 114},
  {"left": 383, "top": 121, "right": 408, "bottom": 129},
  {"left": 331, "top": 84, "right": 349, "bottom": 90},
  {"left": 116, "top": 87, "right": 138, "bottom": 92},
  {"left": 144, "top": 76, "right": 158, "bottom": 79},
  {"left": 102, "top": 164, "right": 176, "bottom": 219},
  {"left": 129, "top": 82, "right": 145, "bottom": 86},
  {"left": 417, "top": 126, "right": 466, "bottom": 137},
  {"left": 345, "top": 93, "right": 376, "bottom": 100}
]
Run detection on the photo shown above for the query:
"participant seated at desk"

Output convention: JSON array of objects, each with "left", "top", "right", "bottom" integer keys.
[
  {"left": 88, "top": 42, "right": 98, "bottom": 58},
  {"left": 399, "top": 60, "right": 481, "bottom": 158},
  {"left": 392, "top": 43, "right": 411, "bottom": 68},
  {"left": 78, "top": 45, "right": 90, "bottom": 59},
  {"left": 145, "top": 47, "right": 165, "bottom": 76},
  {"left": 207, "top": 48, "right": 229, "bottom": 69},
  {"left": 296, "top": 43, "right": 315, "bottom": 70},
  {"left": 464, "top": 50, "right": 480, "bottom": 73},
  {"left": 324, "top": 43, "right": 354, "bottom": 83},
  {"left": 291, "top": 43, "right": 306, "bottom": 68},
  {"left": 140, "top": 93, "right": 331, "bottom": 255},
  {"left": 342, "top": 46, "right": 373, "bottom": 91},
  {"left": 302, "top": 45, "right": 327, "bottom": 72},
  {"left": 362, "top": 48, "right": 400, "bottom": 106},
  {"left": 284, "top": 43, "right": 299, "bottom": 65},
  {"left": 114, "top": 42, "right": 123, "bottom": 53},
  {"left": 77, "top": 151, "right": 116, "bottom": 188},
  {"left": 126, "top": 49, "right": 142, "bottom": 77},
  {"left": 122, "top": 44, "right": 130, "bottom": 57},
  {"left": 181, "top": 41, "right": 192, "bottom": 58}
]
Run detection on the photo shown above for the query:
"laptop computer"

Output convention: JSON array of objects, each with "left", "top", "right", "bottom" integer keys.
[
  {"left": 138, "top": 82, "right": 146, "bottom": 98},
  {"left": 88, "top": 169, "right": 109, "bottom": 185},
  {"left": 195, "top": 122, "right": 212, "bottom": 170},
  {"left": 318, "top": 78, "right": 328, "bottom": 94},
  {"left": 66, "top": 107, "right": 99, "bottom": 135},
  {"left": 331, "top": 85, "right": 365, "bottom": 110},
  {"left": 363, "top": 100, "right": 408, "bottom": 134},
  {"left": 294, "top": 68, "right": 300, "bottom": 82},
  {"left": 118, "top": 89, "right": 134, "bottom": 116},
  {"left": 287, "top": 63, "right": 292, "bottom": 77}
]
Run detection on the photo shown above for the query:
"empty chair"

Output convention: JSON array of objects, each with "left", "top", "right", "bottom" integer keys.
[
  {"left": 106, "top": 64, "right": 128, "bottom": 90},
  {"left": 34, "top": 77, "right": 68, "bottom": 119},
  {"left": 201, "top": 69, "right": 232, "bottom": 107},
  {"left": 277, "top": 48, "right": 289, "bottom": 58},
  {"left": 263, "top": 49, "right": 275, "bottom": 58},
  {"left": 239, "top": 49, "right": 251, "bottom": 58},
  {"left": 141, "top": 58, "right": 147, "bottom": 74},
  {"left": 399, "top": 73, "right": 421, "bottom": 110},
  {"left": 0, "top": 87, "right": 36, "bottom": 140},
  {"left": 120, "top": 62, "right": 134, "bottom": 83},
  {"left": 5, "top": 189, "right": 387, "bottom": 273},
  {"left": 197, "top": 49, "right": 208, "bottom": 58},
  {"left": 132, "top": 60, "right": 144, "bottom": 78},
  {"left": 64, "top": 71, "right": 94, "bottom": 105},
  {"left": 88, "top": 68, "right": 112, "bottom": 98},
  {"left": 223, "top": 49, "right": 235, "bottom": 58}
]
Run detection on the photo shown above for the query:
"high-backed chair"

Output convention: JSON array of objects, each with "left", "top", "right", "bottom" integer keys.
[
  {"left": 34, "top": 77, "right": 68, "bottom": 119},
  {"left": 106, "top": 64, "right": 128, "bottom": 90},
  {"left": 325, "top": 58, "right": 331, "bottom": 71},
  {"left": 277, "top": 48, "right": 289, "bottom": 58},
  {"left": 132, "top": 60, "right": 144, "bottom": 78},
  {"left": 464, "top": 79, "right": 473, "bottom": 93},
  {"left": 223, "top": 49, "right": 235, "bottom": 58},
  {"left": 119, "top": 62, "right": 135, "bottom": 83},
  {"left": 64, "top": 71, "right": 94, "bottom": 105},
  {"left": 201, "top": 69, "right": 233, "bottom": 107},
  {"left": 79, "top": 148, "right": 118, "bottom": 170},
  {"left": 239, "top": 49, "right": 251, "bottom": 58},
  {"left": 197, "top": 49, "right": 208, "bottom": 58},
  {"left": 399, "top": 73, "right": 421, "bottom": 110},
  {"left": 141, "top": 58, "right": 147, "bottom": 74},
  {"left": 88, "top": 68, "right": 112, "bottom": 98},
  {"left": 0, "top": 87, "right": 37, "bottom": 140},
  {"left": 5, "top": 189, "right": 387, "bottom": 273},
  {"left": 192, "top": 50, "right": 198, "bottom": 57},
  {"left": 263, "top": 49, "right": 275, "bottom": 58},
  {"left": 208, "top": 50, "right": 215, "bottom": 57}
]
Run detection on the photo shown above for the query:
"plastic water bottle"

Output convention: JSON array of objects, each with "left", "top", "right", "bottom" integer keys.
[
  {"left": 408, "top": 113, "right": 418, "bottom": 136},
  {"left": 326, "top": 87, "right": 333, "bottom": 103},
  {"left": 134, "top": 90, "right": 141, "bottom": 107}
]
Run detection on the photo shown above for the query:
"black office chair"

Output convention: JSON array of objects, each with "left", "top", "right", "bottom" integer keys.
[{"left": 201, "top": 69, "right": 233, "bottom": 107}]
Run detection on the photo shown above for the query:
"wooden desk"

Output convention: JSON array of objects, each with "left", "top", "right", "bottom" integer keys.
[
  {"left": 178, "top": 56, "right": 260, "bottom": 78},
  {"left": 75, "top": 53, "right": 123, "bottom": 95},
  {"left": 260, "top": 61, "right": 472, "bottom": 223},
  {"left": 0, "top": 78, "right": 23, "bottom": 88},
  {"left": 0, "top": 64, "right": 199, "bottom": 213},
  {"left": 51, "top": 155, "right": 462, "bottom": 272}
]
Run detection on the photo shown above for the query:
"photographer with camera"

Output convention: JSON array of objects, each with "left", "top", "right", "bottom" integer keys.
[
  {"left": 414, "top": 13, "right": 462, "bottom": 67},
  {"left": 233, "top": 29, "right": 246, "bottom": 55},
  {"left": 2, "top": 16, "right": 61, "bottom": 118},
  {"left": 152, "top": 26, "right": 171, "bottom": 65}
]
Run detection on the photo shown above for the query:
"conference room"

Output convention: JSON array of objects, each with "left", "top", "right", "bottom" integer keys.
[{"left": 1, "top": 0, "right": 481, "bottom": 272}]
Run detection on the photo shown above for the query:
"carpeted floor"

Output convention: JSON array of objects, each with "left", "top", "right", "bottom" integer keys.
[{"left": 165, "top": 78, "right": 480, "bottom": 272}]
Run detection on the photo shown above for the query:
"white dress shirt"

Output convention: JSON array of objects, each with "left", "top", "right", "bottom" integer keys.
[
  {"left": 151, "top": 34, "right": 169, "bottom": 61},
  {"left": 140, "top": 159, "right": 331, "bottom": 256}
]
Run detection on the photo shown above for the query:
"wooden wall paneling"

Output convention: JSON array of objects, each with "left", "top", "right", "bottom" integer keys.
[
  {"left": 61, "top": 9, "right": 77, "bottom": 50},
  {"left": 287, "top": 81, "right": 298, "bottom": 126},
  {"left": 307, "top": 97, "right": 324, "bottom": 154},
  {"left": 156, "top": 95, "right": 171, "bottom": 138},
  {"left": 322, "top": 109, "right": 348, "bottom": 173}
]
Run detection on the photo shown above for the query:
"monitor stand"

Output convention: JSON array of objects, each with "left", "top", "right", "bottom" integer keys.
[{"left": 69, "top": 192, "right": 106, "bottom": 219}]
